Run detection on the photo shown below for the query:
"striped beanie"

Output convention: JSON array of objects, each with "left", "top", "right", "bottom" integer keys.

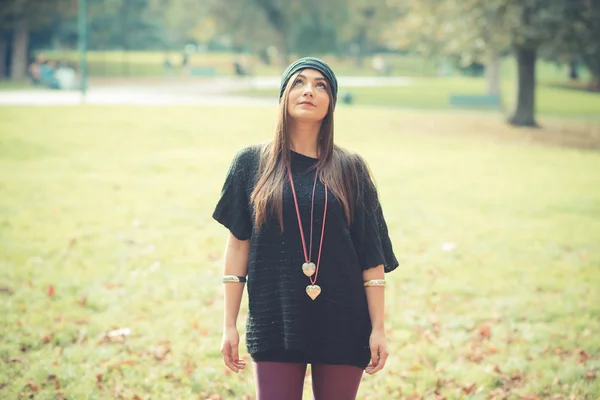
[{"left": 279, "top": 57, "right": 338, "bottom": 107}]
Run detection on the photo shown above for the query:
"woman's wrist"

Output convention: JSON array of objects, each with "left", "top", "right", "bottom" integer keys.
[{"left": 224, "top": 322, "right": 237, "bottom": 330}]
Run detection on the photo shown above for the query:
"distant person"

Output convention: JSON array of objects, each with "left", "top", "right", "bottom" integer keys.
[
  {"left": 28, "top": 52, "right": 47, "bottom": 85},
  {"left": 213, "top": 57, "right": 399, "bottom": 399},
  {"left": 39, "top": 60, "right": 60, "bottom": 89},
  {"left": 181, "top": 51, "right": 190, "bottom": 76},
  {"left": 233, "top": 57, "right": 246, "bottom": 76},
  {"left": 54, "top": 64, "right": 77, "bottom": 90},
  {"left": 163, "top": 57, "right": 173, "bottom": 78}
]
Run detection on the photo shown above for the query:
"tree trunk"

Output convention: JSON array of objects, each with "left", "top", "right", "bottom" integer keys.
[
  {"left": 486, "top": 53, "right": 501, "bottom": 97},
  {"left": 568, "top": 61, "right": 579, "bottom": 81},
  {"left": 508, "top": 46, "right": 538, "bottom": 127},
  {"left": 0, "top": 34, "right": 7, "bottom": 79},
  {"left": 11, "top": 19, "right": 29, "bottom": 81}
]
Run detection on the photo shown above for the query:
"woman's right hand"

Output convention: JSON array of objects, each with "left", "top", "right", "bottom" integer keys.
[{"left": 221, "top": 326, "right": 246, "bottom": 373}]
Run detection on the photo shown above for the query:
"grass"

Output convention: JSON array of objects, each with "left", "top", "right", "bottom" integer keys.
[
  {"left": 240, "top": 77, "right": 600, "bottom": 119},
  {"left": 0, "top": 105, "right": 599, "bottom": 399},
  {"left": 0, "top": 81, "right": 37, "bottom": 91}
]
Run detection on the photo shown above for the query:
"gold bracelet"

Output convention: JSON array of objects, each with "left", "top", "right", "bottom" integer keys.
[
  {"left": 363, "top": 279, "right": 386, "bottom": 287},
  {"left": 223, "top": 275, "right": 247, "bottom": 283}
]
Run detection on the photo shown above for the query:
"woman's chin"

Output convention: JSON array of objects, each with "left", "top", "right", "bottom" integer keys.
[{"left": 289, "top": 110, "right": 326, "bottom": 122}]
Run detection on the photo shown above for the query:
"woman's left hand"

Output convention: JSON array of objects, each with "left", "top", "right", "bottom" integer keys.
[{"left": 365, "top": 329, "right": 389, "bottom": 375}]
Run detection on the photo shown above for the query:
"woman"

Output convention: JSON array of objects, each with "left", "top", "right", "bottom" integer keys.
[{"left": 213, "top": 57, "right": 398, "bottom": 400}]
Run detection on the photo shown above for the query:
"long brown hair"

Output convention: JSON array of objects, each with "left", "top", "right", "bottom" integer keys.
[{"left": 250, "top": 71, "right": 370, "bottom": 231}]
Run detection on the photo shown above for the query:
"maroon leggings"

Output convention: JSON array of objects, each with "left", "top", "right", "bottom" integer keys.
[{"left": 253, "top": 361, "right": 363, "bottom": 400}]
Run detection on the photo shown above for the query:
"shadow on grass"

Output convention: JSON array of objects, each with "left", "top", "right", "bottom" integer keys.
[{"left": 541, "top": 81, "right": 600, "bottom": 93}]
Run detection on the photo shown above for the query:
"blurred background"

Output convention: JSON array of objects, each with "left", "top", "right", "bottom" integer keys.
[
  {"left": 1, "top": 1, "right": 599, "bottom": 399},
  {"left": 0, "top": 0, "right": 599, "bottom": 125}
]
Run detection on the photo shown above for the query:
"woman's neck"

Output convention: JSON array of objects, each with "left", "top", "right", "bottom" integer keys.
[{"left": 288, "top": 119, "right": 321, "bottom": 158}]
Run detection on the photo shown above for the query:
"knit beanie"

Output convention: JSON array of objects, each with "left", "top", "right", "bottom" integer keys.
[{"left": 279, "top": 57, "right": 338, "bottom": 107}]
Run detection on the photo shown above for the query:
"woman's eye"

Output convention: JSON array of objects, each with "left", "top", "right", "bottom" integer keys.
[
  {"left": 294, "top": 79, "right": 303, "bottom": 85},
  {"left": 317, "top": 82, "right": 326, "bottom": 89}
]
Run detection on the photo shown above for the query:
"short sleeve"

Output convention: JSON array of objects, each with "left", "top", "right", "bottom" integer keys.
[
  {"left": 212, "top": 149, "right": 254, "bottom": 240},
  {"left": 350, "top": 157, "right": 399, "bottom": 273}
]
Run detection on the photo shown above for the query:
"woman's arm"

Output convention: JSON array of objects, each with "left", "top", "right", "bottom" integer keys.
[
  {"left": 363, "top": 264, "right": 389, "bottom": 374},
  {"left": 221, "top": 232, "right": 250, "bottom": 373}
]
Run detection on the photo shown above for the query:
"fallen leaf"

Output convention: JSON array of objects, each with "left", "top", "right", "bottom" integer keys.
[
  {"left": 96, "top": 373, "right": 103, "bottom": 389},
  {"left": 519, "top": 394, "right": 541, "bottom": 400},
  {"left": 578, "top": 349, "right": 590, "bottom": 365},
  {"left": 586, "top": 370, "right": 597, "bottom": 381},
  {"left": 0, "top": 285, "right": 13, "bottom": 294},
  {"left": 76, "top": 329, "right": 87, "bottom": 345},
  {"left": 154, "top": 345, "right": 170, "bottom": 361},
  {"left": 107, "top": 328, "right": 131, "bottom": 337},
  {"left": 462, "top": 383, "right": 476, "bottom": 395},
  {"left": 47, "top": 374, "right": 62, "bottom": 390},
  {"left": 42, "top": 335, "right": 52, "bottom": 344},
  {"left": 23, "top": 380, "right": 39, "bottom": 393},
  {"left": 104, "top": 282, "right": 121, "bottom": 289},
  {"left": 488, "top": 346, "right": 499, "bottom": 354},
  {"left": 478, "top": 324, "right": 492, "bottom": 340},
  {"left": 183, "top": 358, "right": 196, "bottom": 376},
  {"left": 47, "top": 285, "right": 55, "bottom": 297},
  {"left": 78, "top": 295, "right": 87, "bottom": 307}
]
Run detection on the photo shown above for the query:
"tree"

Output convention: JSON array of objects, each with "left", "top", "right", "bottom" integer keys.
[
  {"left": 393, "top": 0, "right": 510, "bottom": 97},
  {"left": 400, "top": 0, "right": 584, "bottom": 127},
  {"left": 0, "top": 0, "right": 72, "bottom": 80},
  {"left": 210, "top": 0, "right": 396, "bottom": 67},
  {"left": 544, "top": 0, "right": 600, "bottom": 90}
]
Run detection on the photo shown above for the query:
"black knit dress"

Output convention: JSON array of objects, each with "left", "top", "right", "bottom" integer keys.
[{"left": 212, "top": 144, "right": 398, "bottom": 369}]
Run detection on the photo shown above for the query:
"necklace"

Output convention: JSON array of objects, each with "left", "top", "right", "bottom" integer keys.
[{"left": 287, "top": 166, "right": 328, "bottom": 300}]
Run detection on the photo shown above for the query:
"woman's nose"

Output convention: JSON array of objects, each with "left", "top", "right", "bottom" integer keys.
[{"left": 302, "top": 84, "right": 314, "bottom": 96}]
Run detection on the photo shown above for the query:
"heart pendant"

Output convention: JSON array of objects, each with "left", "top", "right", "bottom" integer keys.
[
  {"left": 302, "top": 262, "right": 316, "bottom": 277},
  {"left": 306, "top": 284, "right": 321, "bottom": 300}
]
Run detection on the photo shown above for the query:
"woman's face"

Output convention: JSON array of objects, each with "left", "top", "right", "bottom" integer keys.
[{"left": 287, "top": 69, "right": 330, "bottom": 122}]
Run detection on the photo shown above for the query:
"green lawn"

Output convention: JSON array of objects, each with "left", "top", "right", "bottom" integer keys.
[
  {"left": 0, "top": 81, "right": 37, "bottom": 91},
  {"left": 0, "top": 106, "right": 599, "bottom": 399},
  {"left": 240, "top": 77, "right": 600, "bottom": 119}
]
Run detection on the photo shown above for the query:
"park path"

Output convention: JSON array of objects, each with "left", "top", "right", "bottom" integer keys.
[{"left": 0, "top": 76, "right": 411, "bottom": 106}]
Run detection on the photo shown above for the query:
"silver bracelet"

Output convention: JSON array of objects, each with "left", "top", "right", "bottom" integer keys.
[
  {"left": 223, "top": 275, "right": 247, "bottom": 283},
  {"left": 363, "top": 279, "right": 386, "bottom": 287}
]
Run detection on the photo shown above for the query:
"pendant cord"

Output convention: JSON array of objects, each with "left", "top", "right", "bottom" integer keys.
[{"left": 287, "top": 166, "right": 328, "bottom": 285}]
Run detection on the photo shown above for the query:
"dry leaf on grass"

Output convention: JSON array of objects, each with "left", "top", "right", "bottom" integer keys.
[
  {"left": 0, "top": 285, "right": 13, "bottom": 294},
  {"left": 154, "top": 344, "right": 170, "bottom": 361},
  {"left": 478, "top": 324, "right": 492, "bottom": 340},
  {"left": 578, "top": 349, "right": 590, "bottom": 364}
]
